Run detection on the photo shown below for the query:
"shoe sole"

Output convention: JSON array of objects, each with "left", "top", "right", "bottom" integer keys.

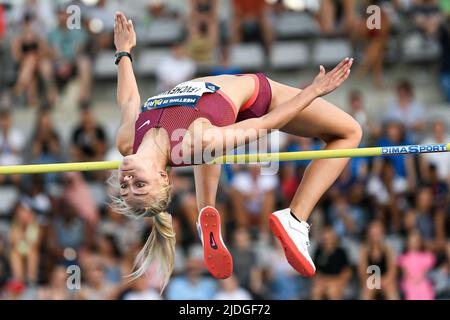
[
  {"left": 199, "top": 207, "right": 233, "bottom": 279},
  {"left": 269, "top": 213, "right": 315, "bottom": 277}
]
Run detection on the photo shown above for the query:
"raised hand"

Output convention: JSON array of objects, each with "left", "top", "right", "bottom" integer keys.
[
  {"left": 310, "top": 58, "right": 353, "bottom": 97},
  {"left": 114, "top": 12, "right": 136, "bottom": 53}
]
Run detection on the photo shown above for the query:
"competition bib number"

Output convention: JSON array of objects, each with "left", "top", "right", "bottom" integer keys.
[{"left": 141, "top": 81, "right": 220, "bottom": 112}]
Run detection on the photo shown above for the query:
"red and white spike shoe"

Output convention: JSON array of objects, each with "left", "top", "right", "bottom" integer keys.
[
  {"left": 196, "top": 206, "right": 233, "bottom": 279},
  {"left": 269, "top": 208, "right": 316, "bottom": 277}
]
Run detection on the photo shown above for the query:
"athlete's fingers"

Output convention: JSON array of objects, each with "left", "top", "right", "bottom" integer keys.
[
  {"left": 114, "top": 13, "right": 119, "bottom": 33},
  {"left": 334, "top": 58, "right": 353, "bottom": 80},
  {"left": 116, "top": 12, "right": 123, "bottom": 32},
  {"left": 337, "top": 69, "right": 351, "bottom": 85},
  {"left": 119, "top": 12, "right": 127, "bottom": 32},
  {"left": 127, "top": 19, "right": 133, "bottom": 33},
  {"left": 329, "top": 57, "right": 350, "bottom": 76},
  {"left": 319, "top": 65, "right": 325, "bottom": 76}
]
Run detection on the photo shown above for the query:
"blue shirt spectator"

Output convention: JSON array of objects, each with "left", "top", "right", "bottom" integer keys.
[{"left": 166, "top": 275, "right": 217, "bottom": 300}]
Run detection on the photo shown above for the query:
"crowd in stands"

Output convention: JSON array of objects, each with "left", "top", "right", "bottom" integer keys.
[{"left": 0, "top": 0, "right": 449, "bottom": 300}]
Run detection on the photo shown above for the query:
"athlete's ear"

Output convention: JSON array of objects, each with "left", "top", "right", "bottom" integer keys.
[{"left": 159, "top": 170, "right": 169, "bottom": 184}]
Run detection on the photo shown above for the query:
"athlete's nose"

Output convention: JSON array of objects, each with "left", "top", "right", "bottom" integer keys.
[{"left": 124, "top": 175, "right": 133, "bottom": 181}]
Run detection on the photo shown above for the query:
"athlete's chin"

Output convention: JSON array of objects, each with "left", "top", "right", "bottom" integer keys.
[{"left": 120, "top": 155, "right": 139, "bottom": 170}]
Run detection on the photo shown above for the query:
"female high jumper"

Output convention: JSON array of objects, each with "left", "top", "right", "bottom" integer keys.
[{"left": 110, "top": 12, "right": 361, "bottom": 290}]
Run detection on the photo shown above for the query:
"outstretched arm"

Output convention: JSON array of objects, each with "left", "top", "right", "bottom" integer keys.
[
  {"left": 114, "top": 12, "right": 140, "bottom": 155},
  {"left": 201, "top": 58, "right": 354, "bottom": 154}
]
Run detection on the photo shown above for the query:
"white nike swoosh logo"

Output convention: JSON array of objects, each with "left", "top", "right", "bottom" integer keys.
[{"left": 137, "top": 120, "right": 150, "bottom": 131}]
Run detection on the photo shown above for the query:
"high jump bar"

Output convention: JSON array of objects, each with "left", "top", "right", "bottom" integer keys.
[{"left": 0, "top": 143, "right": 449, "bottom": 175}]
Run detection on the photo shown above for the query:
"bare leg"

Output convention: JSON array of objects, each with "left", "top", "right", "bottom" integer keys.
[
  {"left": 316, "top": 0, "right": 336, "bottom": 35},
  {"left": 38, "top": 58, "right": 58, "bottom": 105},
  {"left": 10, "top": 250, "right": 24, "bottom": 281},
  {"left": 269, "top": 81, "right": 362, "bottom": 221},
  {"left": 27, "top": 248, "right": 39, "bottom": 283},
  {"left": 193, "top": 165, "right": 229, "bottom": 233},
  {"left": 13, "top": 54, "right": 38, "bottom": 97},
  {"left": 76, "top": 56, "right": 92, "bottom": 102},
  {"left": 193, "top": 164, "right": 221, "bottom": 209}
]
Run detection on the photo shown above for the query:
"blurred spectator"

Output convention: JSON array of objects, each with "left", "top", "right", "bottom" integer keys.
[
  {"left": 404, "top": 186, "right": 446, "bottom": 250},
  {"left": 11, "top": 13, "right": 56, "bottom": 106},
  {"left": 46, "top": 200, "right": 88, "bottom": 266},
  {"left": 187, "top": 0, "right": 219, "bottom": 63},
  {"left": 155, "top": 42, "right": 196, "bottom": 92},
  {"left": 316, "top": 0, "right": 357, "bottom": 35},
  {"left": 0, "top": 5, "right": 4, "bottom": 41},
  {"left": 266, "top": 240, "right": 304, "bottom": 300},
  {"left": 229, "top": 228, "right": 263, "bottom": 297},
  {"left": 426, "top": 164, "right": 449, "bottom": 210},
  {"left": 311, "top": 227, "right": 352, "bottom": 300},
  {"left": 29, "top": 108, "right": 62, "bottom": 165},
  {"left": 77, "top": 254, "right": 118, "bottom": 300},
  {"left": 420, "top": 119, "right": 450, "bottom": 183},
  {"left": 279, "top": 162, "right": 300, "bottom": 206},
  {"left": 2, "top": 279, "right": 27, "bottom": 300},
  {"left": 415, "top": 12, "right": 450, "bottom": 102},
  {"left": 398, "top": 230, "right": 436, "bottom": 300},
  {"left": 85, "top": 0, "right": 115, "bottom": 51},
  {"left": 367, "top": 160, "right": 407, "bottom": 232},
  {"left": 142, "top": 0, "right": 174, "bottom": 22},
  {"left": 71, "top": 105, "right": 107, "bottom": 163},
  {"left": 285, "top": 136, "right": 322, "bottom": 168},
  {"left": 99, "top": 206, "right": 145, "bottom": 256},
  {"left": 62, "top": 172, "right": 100, "bottom": 227},
  {"left": 358, "top": 221, "right": 399, "bottom": 300},
  {"left": 373, "top": 122, "right": 416, "bottom": 189},
  {"left": 348, "top": 90, "right": 381, "bottom": 143},
  {"left": 123, "top": 276, "right": 161, "bottom": 300},
  {"left": 429, "top": 243, "right": 450, "bottom": 298},
  {"left": 37, "top": 265, "right": 73, "bottom": 300},
  {"left": 327, "top": 191, "right": 366, "bottom": 239},
  {"left": 0, "top": 236, "right": 10, "bottom": 289},
  {"left": 214, "top": 275, "right": 252, "bottom": 300},
  {"left": 166, "top": 256, "right": 217, "bottom": 300},
  {"left": 231, "top": 0, "right": 274, "bottom": 59},
  {"left": 10, "top": 0, "right": 56, "bottom": 34},
  {"left": 95, "top": 234, "right": 122, "bottom": 284},
  {"left": 382, "top": 80, "right": 426, "bottom": 142},
  {"left": 9, "top": 202, "right": 40, "bottom": 285},
  {"left": 210, "top": 46, "right": 243, "bottom": 76},
  {"left": 437, "top": 19, "right": 450, "bottom": 102},
  {"left": 230, "top": 165, "right": 277, "bottom": 230},
  {"left": 0, "top": 109, "right": 25, "bottom": 184},
  {"left": 354, "top": 0, "right": 392, "bottom": 88},
  {"left": 48, "top": 7, "right": 91, "bottom": 104},
  {"left": 20, "top": 174, "right": 52, "bottom": 220}
]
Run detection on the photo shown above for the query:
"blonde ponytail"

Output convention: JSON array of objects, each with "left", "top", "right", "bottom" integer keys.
[
  {"left": 107, "top": 171, "right": 175, "bottom": 292},
  {"left": 129, "top": 211, "right": 176, "bottom": 292}
]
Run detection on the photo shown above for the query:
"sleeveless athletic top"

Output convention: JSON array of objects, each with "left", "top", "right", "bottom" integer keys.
[
  {"left": 367, "top": 246, "right": 389, "bottom": 275},
  {"left": 133, "top": 73, "right": 272, "bottom": 167}
]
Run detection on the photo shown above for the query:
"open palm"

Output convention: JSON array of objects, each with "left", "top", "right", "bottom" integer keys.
[{"left": 311, "top": 58, "right": 353, "bottom": 97}]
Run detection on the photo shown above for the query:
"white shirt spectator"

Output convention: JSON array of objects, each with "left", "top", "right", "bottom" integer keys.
[
  {"left": 214, "top": 288, "right": 252, "bottom": 300},
  {"left": 382, "top": 100, "right": 425, "bottom": 129},
  {"left": 0, "top": 127, "right": 26, "bottom": 165},
  {"left": 123, "top": 289, "right": 161, "bottom": 300},
  {"left": 367, "top": 175, "right": 408, "bottom": 205},
  {"left": 421, "top": 136, "right": 450, "bottom": 180},
  {"left": 155, "top": 52, "right": 196, "bottom": 92},
  {"left": 231, "top": 170, "right": 279, "bottom": 215},
  {"left": 86, "top": 1, "right": 116, "bottom": 32}
]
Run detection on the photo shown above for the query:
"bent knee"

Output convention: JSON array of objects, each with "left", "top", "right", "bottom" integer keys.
[
  {"left": 347, "top": 119, "right": 363, "bottom": 145},
  {"left": 321, "top": 117, "right": 363, "bottom": 146}
]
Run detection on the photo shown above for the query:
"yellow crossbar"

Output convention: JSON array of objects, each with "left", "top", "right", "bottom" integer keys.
[{"left": 0, "top": 143, "right": 449, "bottom": 175}]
